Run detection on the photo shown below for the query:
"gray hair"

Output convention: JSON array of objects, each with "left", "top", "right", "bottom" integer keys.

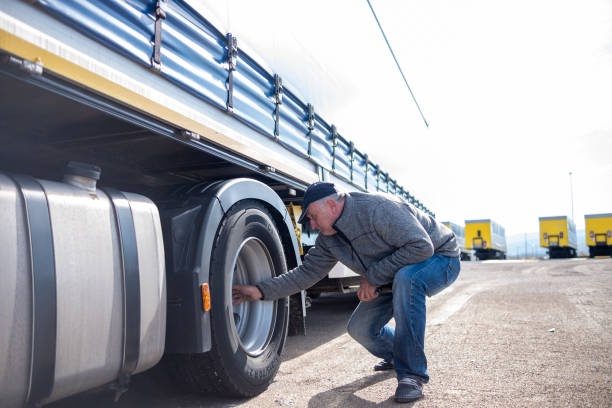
[{"left": 314, "top": 192, "right": 345, "bottom": 207}]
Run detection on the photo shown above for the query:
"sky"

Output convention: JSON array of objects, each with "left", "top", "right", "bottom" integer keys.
[
  {"left": 363, "top": 0, "right": 612, "bottom": 236},
  {"left": 198, "top": 0, "right": 612, "bottom": 236}
]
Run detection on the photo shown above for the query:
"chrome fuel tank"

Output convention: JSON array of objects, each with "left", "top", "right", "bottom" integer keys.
[{"left": 0, "top": 171, "right": 166, "bottom": 407}]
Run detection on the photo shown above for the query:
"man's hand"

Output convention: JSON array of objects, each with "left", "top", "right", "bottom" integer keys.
[
  {"left": 357, "top": 279, "right": 378, "bottom": 302},
  {"left": 232, "top": 285, "right": 263, "bottom": 305}
]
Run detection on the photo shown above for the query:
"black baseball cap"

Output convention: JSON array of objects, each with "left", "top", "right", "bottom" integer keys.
[{"left": 298, "top": 181, "right": 338, "bottom": 224}]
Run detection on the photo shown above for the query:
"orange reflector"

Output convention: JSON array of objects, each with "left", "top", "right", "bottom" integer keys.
[{"left": 201, "top": 283, "right": 211, "bottom": 311}]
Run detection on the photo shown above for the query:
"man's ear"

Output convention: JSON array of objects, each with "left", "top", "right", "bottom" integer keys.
[{"left": 327, "top": 199, "right": 339, "bottom": 214}]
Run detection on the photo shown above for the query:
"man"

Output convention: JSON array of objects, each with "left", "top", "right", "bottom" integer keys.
[{"left": 233, "top": 181, "right": 460, "bottom": 403}]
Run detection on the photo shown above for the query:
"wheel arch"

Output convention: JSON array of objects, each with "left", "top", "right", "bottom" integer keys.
[
  {"left": 165, "top": 178, "right": 301, "bottom": 354},
  {"left": 201, "top": 178, "right": 301, "bottom": 274}
]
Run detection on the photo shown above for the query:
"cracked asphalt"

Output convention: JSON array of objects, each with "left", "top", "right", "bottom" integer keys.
[{"left": 50, "top": 258, "right": 612, "bottom": 407}]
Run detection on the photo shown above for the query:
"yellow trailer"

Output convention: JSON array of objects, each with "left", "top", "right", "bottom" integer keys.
[
  {"left": 584, "top": 213, "right": 612, "bottom": 257},
  {"left": 465, "top": 219, "right": 507, "bottom": 260},
  {"left": 442, "top": 221, "right": 472, "bottom": 260},
  {"left": 538, "top": 216, "right": 577, "bottom": 258}
]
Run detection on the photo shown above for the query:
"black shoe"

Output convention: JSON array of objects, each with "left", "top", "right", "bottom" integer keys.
[
  {"left": 373, "top": 359, "right": 394, "bottom": 371},
  {"left": 394, "top": 377, "right": 423, "bottom": 403}
]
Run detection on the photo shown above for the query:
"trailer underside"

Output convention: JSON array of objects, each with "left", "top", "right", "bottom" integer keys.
[{"left": 0, "top": 61, "right": 302, "bottom": 201}]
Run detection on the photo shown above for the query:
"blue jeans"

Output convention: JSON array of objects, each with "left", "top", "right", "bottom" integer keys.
[{"left": 347, "top": 254, "right": 460, "bottom": 383}]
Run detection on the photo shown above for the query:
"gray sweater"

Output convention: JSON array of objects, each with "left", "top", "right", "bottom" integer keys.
[{"left": 257, "top": 191, "right": 460, "bottom": 300}]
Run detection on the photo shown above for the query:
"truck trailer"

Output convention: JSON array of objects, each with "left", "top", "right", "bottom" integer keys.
[
  {"left": 538, "top": 216, "right": 577, "bottom": 258},
  {"left": 442, "top": 221, "right": 472, "bottom": 261},
  {"left": 584, "top": 213, "right": 612, "bottom": 257},
  {"left": 465, "top": 219, "right": 507, "bottom": 260},
  {"left": 0, "top": 1, "right": 433, "bottom": 406}
]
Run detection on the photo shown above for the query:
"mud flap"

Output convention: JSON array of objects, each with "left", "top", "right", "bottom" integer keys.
[{"left": 288, "top": 291, "right": 306, "bottom": 336}]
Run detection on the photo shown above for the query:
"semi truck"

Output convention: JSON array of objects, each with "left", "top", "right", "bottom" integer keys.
[
  {"left": 442, "top": 221, "right": 472, "bottom": 261},
  {"left": 464, "top": 219, "right": 507, "bottom": 260},
  {"left": 584, "top": 213, "right": 612, "bottom": 257},
  {"left": 538, "top": 216, "right": 577, "bottom": 258},
  {"left": 0, "top": 1, "right": 433, "bottom": 406}
]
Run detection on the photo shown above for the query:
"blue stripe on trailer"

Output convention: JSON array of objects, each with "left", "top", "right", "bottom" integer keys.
[
  {"left": 310, "top": 114, "right": 334, "bottom": 170},
  {"left": 277, "top": 87, "right": 310, "bottom": 158}
]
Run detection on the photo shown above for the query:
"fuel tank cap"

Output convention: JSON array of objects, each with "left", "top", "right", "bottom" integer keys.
[{"left": 63, "top": 161, "right": 102, "bottom": 192}]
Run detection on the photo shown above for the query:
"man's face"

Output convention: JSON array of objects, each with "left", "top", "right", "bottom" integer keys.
[{"left": 307, "top": 200, "right": 337, "bottom": 236}]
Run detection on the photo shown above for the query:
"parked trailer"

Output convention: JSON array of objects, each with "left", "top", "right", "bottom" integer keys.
[
  {"left": 465, "top": 219, "right": 507, "bottom": 260},
  {"left": 584, "top": 213, "right": 612, "bottom": 257},
  {"left": 538, "top": 216, "right": 577, "bottom": 258},
  {"left": 442, "top": 221, "right": 472, "bottom": 260},
  {"left": 0, "top": 1, "right": 433, "bottom": 406}
]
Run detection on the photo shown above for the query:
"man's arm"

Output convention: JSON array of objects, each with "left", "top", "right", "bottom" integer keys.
[
  {"left": 235, "top": 240, "right": 338, "bottom": 302},
  {"left": 365, "top": 200, "right": 434, "bottom": 286}
]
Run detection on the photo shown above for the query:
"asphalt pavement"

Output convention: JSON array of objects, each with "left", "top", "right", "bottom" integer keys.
[{"left": 50, "top": 258, "right": 612, "bottom": 407}]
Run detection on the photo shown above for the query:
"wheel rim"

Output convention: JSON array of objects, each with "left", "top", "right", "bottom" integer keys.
[{"left": 231, "top": 237, "right": 277, "bottom": 356}]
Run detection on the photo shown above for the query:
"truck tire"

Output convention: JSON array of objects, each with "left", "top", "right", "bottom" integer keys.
[{"left": 168, "top": 200, "right": 289, "bottom": 396}]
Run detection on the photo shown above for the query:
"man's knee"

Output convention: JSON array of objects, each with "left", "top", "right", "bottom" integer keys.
[
  {"left": 347, "top": 317, "right": 374, "bottom": 343},
  {"left": 346, "top": 318, "right": 362, "bottom": 341}
]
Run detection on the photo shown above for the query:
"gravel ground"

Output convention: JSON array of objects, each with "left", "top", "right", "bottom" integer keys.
[{"left": 50, "top": 258, "right": 612, "bottom": 407}]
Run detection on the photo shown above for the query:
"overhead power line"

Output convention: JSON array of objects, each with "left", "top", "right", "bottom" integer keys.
[{"left": 366, "top": 0, "right": 429, "bottom": 127}]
